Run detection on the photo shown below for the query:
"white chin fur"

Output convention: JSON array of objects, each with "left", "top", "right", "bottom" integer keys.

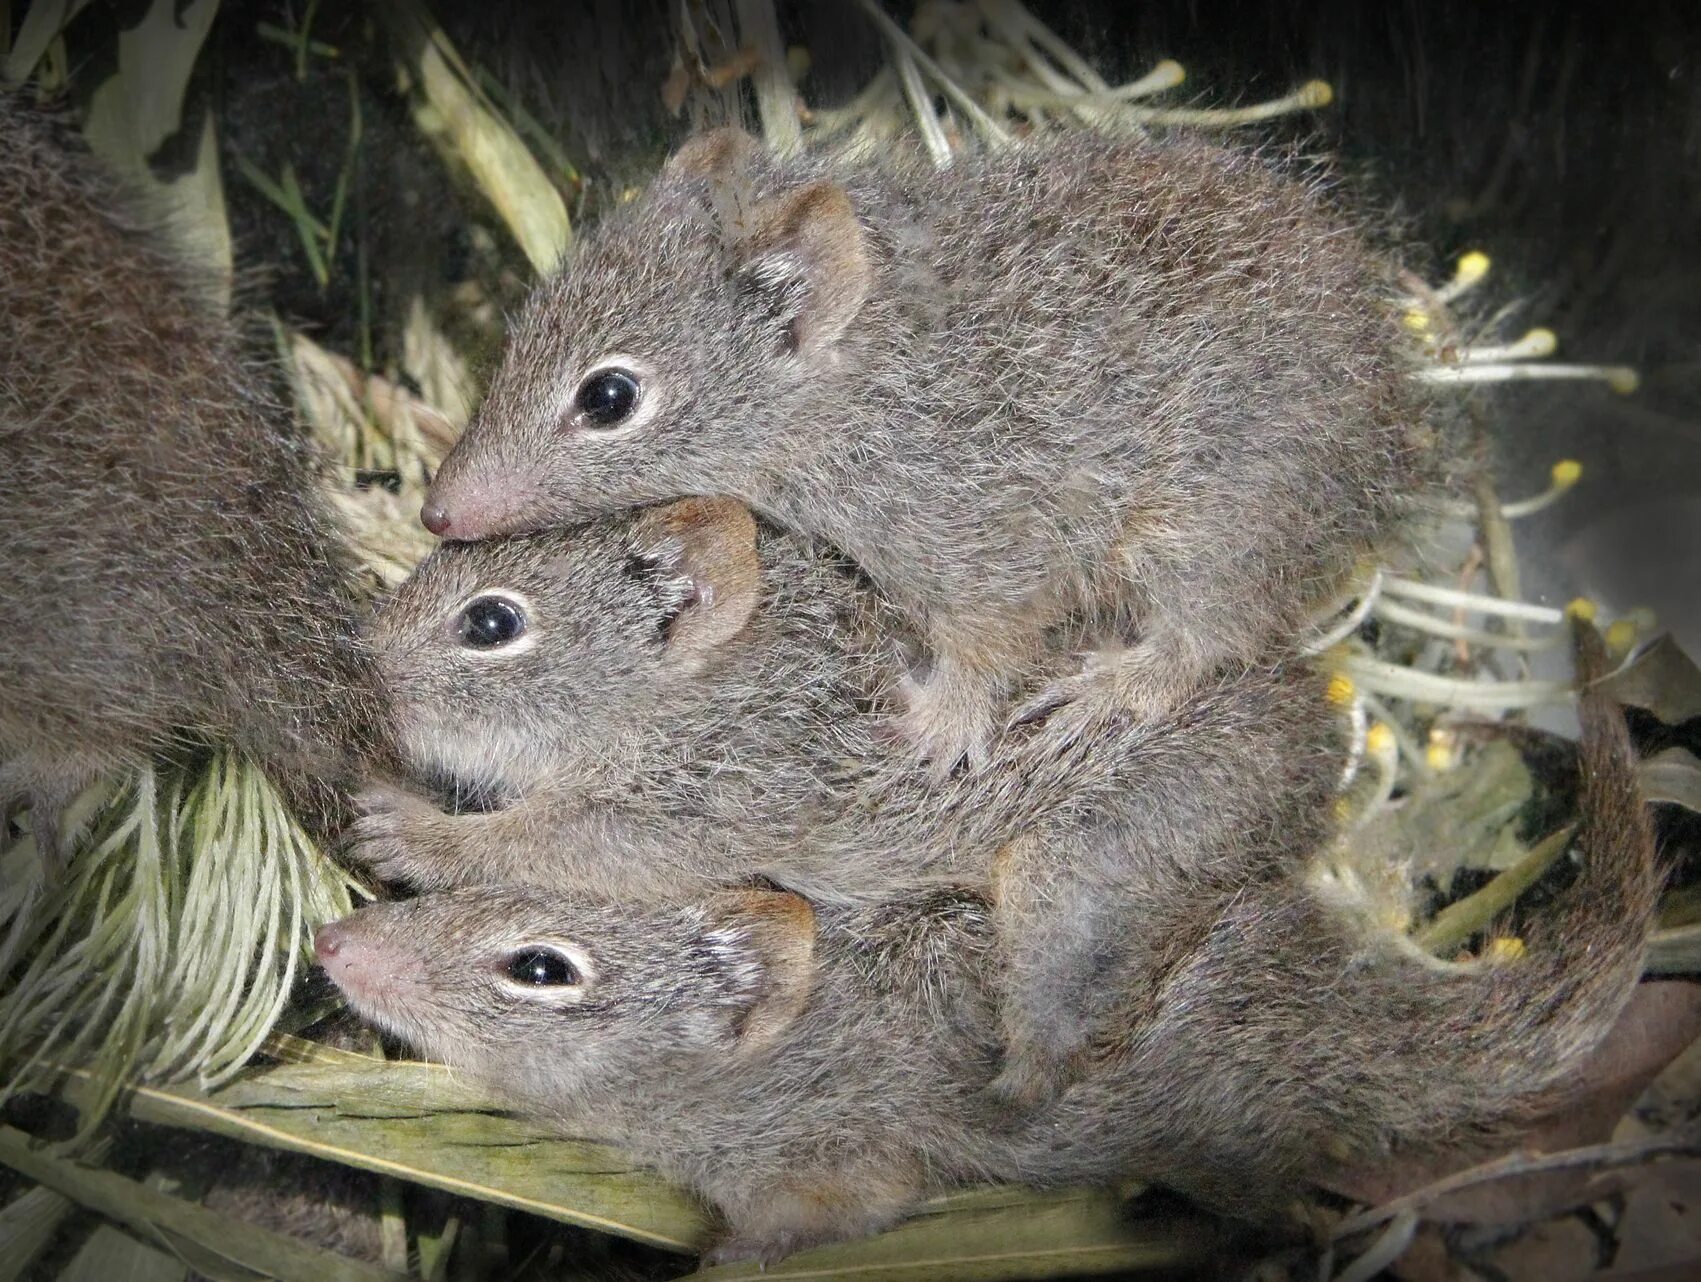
[{"left": 399, "top": 718, "right": 547, "bottom": 797}]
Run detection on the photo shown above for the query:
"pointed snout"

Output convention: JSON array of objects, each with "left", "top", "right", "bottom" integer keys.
[
  {"left": 314, "top": 919, "right": 352, "bottom": 959},
  {"left": 420, "top": 501, "right": 454, "bottom": 536},
  {"left": 315, "top": 916, "right": 409, "bottom": 1009},
  {"left": 419, "top": 471, "right": 548, "bottom": 543}
]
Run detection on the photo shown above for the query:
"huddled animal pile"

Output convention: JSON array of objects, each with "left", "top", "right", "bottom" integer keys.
[
  {"left": 324, "top": 129, "right": 1659, "bottom": 1261},
  {"left": 0, "top": 98, "right": 1660, "bottom": 1267}
]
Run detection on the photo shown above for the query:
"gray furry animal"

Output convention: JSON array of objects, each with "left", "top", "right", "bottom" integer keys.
[
  {"left": 0, "top": 97, "right": 390, "bottom": 851},
  {"left": 421, "top": 128, "right": 1435, "bottom": 763},
  {"left": 353, "top": 496, "right": 1344, "bottom": 1099},
  {"left": 319, "top": 619, "right": 1659, "bottom": 1263},
  {"left": 318, "top": 885, "right": 1003, "bottom": 1264}
]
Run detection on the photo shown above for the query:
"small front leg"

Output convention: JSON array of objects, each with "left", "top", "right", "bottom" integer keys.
[
  {"left": 981, "top": 833, "right": 1104, "bottom": 1110},
  {"left": 349, "top": 786, "right": 724, "bottom": 896},
  {"left": 1012, "top": 623, "right": 1225, "bottom": 744},
  {"left": 896, "top": 625, "right": 1030, "bottom": 770},
  {"left": 348, "top": 784, "right": 541, "bottom": 890}
]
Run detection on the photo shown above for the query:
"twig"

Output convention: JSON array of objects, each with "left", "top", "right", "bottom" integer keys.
[
  {"left": 1413, "top": 824, "right": 1575, "bottom": 956},
  {"left": 853, "top": 0, "right": 1012, "bottom": 149},
  {"left": 1330, "top": 1125, "right": 1701, "bottom": 1242}
]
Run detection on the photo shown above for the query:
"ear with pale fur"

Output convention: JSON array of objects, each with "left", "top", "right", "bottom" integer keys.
[
  {"left": 705, "top": 888, "right": 818, "bottom": 1053},
  {"left": 628, "top": 497, "right": 760, "bottom": 669},
  {"left": 663, "top": 129, "right": 765, "bottom": 235},
  {"left": 737, "top": 182, "right": 871, "bottom": 358},
  {"left": 664, "top": 128, "right": 763, "bottom": 183}
]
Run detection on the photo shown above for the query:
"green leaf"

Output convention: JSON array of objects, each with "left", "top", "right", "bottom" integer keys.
[
  {"left": 1597, "top": 635, "right": 1701, "bottom": 726},
  {"left": 686, "top": 1188, "right": 1219, "bottom": 1280}
]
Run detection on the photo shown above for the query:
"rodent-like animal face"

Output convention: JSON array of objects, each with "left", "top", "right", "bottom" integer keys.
[
  {"left": 421, "top": 129, "right": 872, "bottom": 542},
  {"left": 315, "top": 885, "right": 817, "bottom": 1108},
  {"left": 370, "top": 497, "right": 762, "bottom": 796}
]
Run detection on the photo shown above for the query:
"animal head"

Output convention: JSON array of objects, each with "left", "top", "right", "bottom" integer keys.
[
  {"left": 369, "top": 496, "right": 761, "bottom": 795},
  {"left": 315, "top": 885, "right": 818, "bottom": 1105},
  {"left": 422, "top": 129, "right": 875, "bottom": 541}
]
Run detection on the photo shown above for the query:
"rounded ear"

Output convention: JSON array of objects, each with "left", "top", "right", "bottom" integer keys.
[
  {"left": 662, "top": 129, "right": 766, "bottom": 237},
  {"left": 628, "top": 497, "right": 761, "bottom": 669},
  {"left": 705, "top": 888, "right": 818, "bottom": 1053},
  {"left": 663, "top": 127, "right": 763, "bottom": 183},
  {"left": 737, "top": 182, "right": 871, "bottom": 358}
]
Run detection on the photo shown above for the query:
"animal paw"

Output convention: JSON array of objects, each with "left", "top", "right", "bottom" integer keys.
[
  {"left": 981, "top": 1036, "right": 1091, "bottom": 1116},
  {"left": 895, "top": 670, "right": 995, "bottom": 772},
  {"left": 702, "top": 1229, "right": 813, "bottom": 1269},
  {"left": 346, "top": 785, "right": 451, "bottom": 888},
  {"left": 1010, "top": 645, "right": 1185, "bottom": 740}
]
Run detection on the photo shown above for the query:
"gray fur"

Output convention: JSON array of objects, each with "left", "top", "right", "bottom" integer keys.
[
  {"left": 321, "top": 619, "right": 1657, "bottom": 1260},
  {"left": 424, "top": 130, "right": 1439, "bottom": 762},
  {"left": 0, "top": 96, "right": 391, "bottom": 847},
  {"left": 355, "top": 499, "right": 1344, "bottom": 1098}
]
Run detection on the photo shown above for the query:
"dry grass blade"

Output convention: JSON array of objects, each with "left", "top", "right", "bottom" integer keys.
[
  {"left": 50, "top": 1058, "right": 711, "bottom": 1252},
  {"left": 2, "top": 0, "right": 96, "bottom": 83},
  {"left": 0, "top": 1183, "right": 77, "bottom": 1282},
  {"left": 689, "top": 1187, "right": 1220, "bottom": 1279},
  {"left": 0, "top": 1124, "right": 405, "bottom": 1282},
  {"left": 373, "top": 0, "right": 570, "bottom": 275},
  {"left": 55, "top": 1222, "right": 189, "bottom": 1282},
  {"left": 79, "top": 0, "right": 233, "bottom": 289},
  {"left": 0, "top": 754, "right": 354, "bottom": 1130},
  {"left": 735, "top": 0, "right": 804, "bottom": 157}
]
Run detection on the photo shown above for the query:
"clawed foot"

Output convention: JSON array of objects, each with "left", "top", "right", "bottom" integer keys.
[
  {"left": 980, "top": 1044, "right": 1082, "bottom": 1116},
  {"left": 702, "top": 1227, "right": 831, "bottom": 1269},
  {"left": 1010, "top": 645, "right": 1188, "bottom": 742},
  {"left": 346, "top": 784, "right": 454, "bottom": 888},
  {"left": 894, "top": 670, "right": 995, "bottom": 773}
]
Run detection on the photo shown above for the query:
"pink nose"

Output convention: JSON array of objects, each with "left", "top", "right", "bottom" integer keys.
[
  {"left": 421, "top": 502, "right": 453, "bottom": 536},
  {"left": 314, "top": 921, "right": 349, "bottom": 959}
]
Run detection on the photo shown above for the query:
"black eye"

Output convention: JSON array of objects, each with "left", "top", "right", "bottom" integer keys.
[
  {"left": 504, "top": 947, "right": 579, "bottom": 986},
  {"left": 575, "top": 368, "right": 640, "bottom": 428},
  {"left": 457, "top": 596, "right": 526, "bottom": 649}
]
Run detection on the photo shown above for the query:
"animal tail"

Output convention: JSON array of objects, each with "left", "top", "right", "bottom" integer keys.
[{"left": 1012, "top": 615, "right": 1662, "bottom": 1211}]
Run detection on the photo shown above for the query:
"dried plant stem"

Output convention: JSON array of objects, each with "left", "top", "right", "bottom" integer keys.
[
  {"left": 1331, "top": 1126, "right": 1701, "bottom": 1242},
  {"left": 853, "top": 0, "right": 1012, "bottom": 149},
  {"left": 1414, "top": 825, "right": 1575, "bottom": 957},
  {"left": 373, "top": 0, "right": 569, "bottom": 275},
  {"left": 735, "top": 0, "right": 803, "bottom": 157}
]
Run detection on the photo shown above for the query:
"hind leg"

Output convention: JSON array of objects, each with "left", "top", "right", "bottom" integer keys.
[
  {"left": 983, "top": 831, "right": 1122, "bottom": 1109},
  {"left": 703, "top": 1162, "right": 922, "bottom": 1267}
]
